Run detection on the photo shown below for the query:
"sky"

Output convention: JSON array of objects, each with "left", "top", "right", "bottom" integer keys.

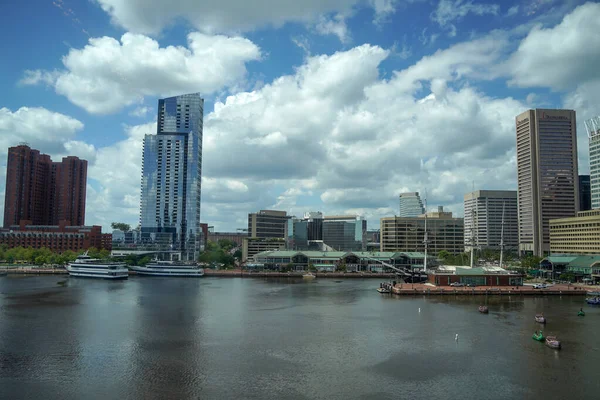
[{"left": 1, "top": 0, "right": 599, "bottom": 233}]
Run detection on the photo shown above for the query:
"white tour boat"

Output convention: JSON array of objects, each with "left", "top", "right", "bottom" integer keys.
[
  {"left": 66, "top": 253, "right": 129, "bottom": 279},
  {"left": 129, "top": 260, "right": 205, "bottom": 277}
]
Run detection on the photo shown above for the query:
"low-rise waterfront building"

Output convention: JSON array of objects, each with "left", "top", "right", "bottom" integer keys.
[
  {"left": 252, "top": 250, "right": 425, "bottom": 272},
  {"left": 0, "top": 219, "right": 109, "bottom": 252},
  {"left": 540, "top": 255, "right": 600, "bottom": 283},
  {"left": 380, "top": 206, "right": 464, "bottom": 254},
  {"left": 428, "top": 265, "right": 523, "bottom": 287},
  {"left": 550, "top": 210, "right": 600, "bottom": 254}
]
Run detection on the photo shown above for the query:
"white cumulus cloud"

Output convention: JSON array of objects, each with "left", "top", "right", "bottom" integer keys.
[{"left": 21, "top": 32, "right": 262, "bottom": 114}]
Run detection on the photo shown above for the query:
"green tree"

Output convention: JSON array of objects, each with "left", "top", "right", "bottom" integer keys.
[
  {"left": 111, "top": 222, "right": 131, "bottom": 232},
  {"left": 521, "top": 256, "right": 542, "bottom": 271},
  {"left": 337, "top": 261, "right": 347, "bottom": 272}
]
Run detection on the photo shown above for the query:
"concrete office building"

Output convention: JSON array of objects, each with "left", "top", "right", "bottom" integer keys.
[
  {"left": 140, "top": 93, "right": 204, "bottom": 260},
  {"left": 586, "top": 116, "right": 600, "bottom": 209},
  {"left": 463, "top": 190, "right": 518, "bottom": 252},
  {"left": 380, "top": 206, "right": 464, "bottom": 254},
  {"left": 399, "top": 192, "right": 425, "bottom": 217},
  {"left": 3, "top": 145, "right": 87, "bottom": 228},
  {"left": 244, "top": 210, "right": 290, "bottom": 261},
  {"left": 550, "top": 210, "right": 600, "bottom": 255},
  {"left": 247, "top": 210, "right": 290, "bottom": 238},
  {"left": 515, "top": 109, "right": 579, "bottom": 256}
]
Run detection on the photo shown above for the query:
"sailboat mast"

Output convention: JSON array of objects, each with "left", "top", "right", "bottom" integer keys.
[
  {"left": 499, "top": 201, "right": 505, "bottom": 268},
  {"left": 470, "top": 194, "right": 476, "bottom": 269},
  {"left": 423, "top": 191, "right": 428, "bottom": 273}
]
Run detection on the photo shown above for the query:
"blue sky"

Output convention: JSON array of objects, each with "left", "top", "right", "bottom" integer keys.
[{"left": 1, "top": 0, "right": 599, "bottom": 232}]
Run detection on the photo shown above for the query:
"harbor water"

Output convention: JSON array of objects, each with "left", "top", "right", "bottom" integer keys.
[{"left": 1, "top": 276, "right": 599, "bottom": 399}]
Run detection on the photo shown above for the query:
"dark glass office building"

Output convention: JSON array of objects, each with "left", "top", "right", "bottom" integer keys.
[{"left": 579, "top": 175, "right": 591, "bottom": 212}]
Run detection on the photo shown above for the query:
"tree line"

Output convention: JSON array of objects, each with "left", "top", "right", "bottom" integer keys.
[{"left": 0, "top": 245, "right": 111, "bottom": 265}]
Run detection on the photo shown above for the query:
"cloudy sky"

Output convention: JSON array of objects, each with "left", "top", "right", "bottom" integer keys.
[{"left": 1, "top": 0, "right": 599, "bottom": 232}]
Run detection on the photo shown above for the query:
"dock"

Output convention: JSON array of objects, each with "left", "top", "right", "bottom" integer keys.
[{"left": 392, "top": 283, "right": 588, "bottom": 296}]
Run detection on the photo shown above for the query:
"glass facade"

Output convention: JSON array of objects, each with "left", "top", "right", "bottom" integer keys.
[
  {"left": 579, "top": 175, "right": 591, "bottom": 211},
  {"left": 322, "top": 216, "right": 366, "bottom": 251},
  {"left": 140, "top": 93, "right": 204, "bottom": 260},
  {"left": 586, "top": 117, "right": 600, "bottom": 209}
]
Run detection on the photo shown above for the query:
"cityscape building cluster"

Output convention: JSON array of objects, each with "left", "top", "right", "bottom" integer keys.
[{"left": 2, "top": 99, "right": 600, "bottom": 278}]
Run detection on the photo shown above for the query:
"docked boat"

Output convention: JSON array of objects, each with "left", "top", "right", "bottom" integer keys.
[
  {"left": 66, "top": 253, "right": 129, "bottom": 279},
  {"left": 303, "top": 272, "right": 316, "bottom": 279},
  {"left": 532, "top": 331, "right": 545, "bottom": 341},
  {"left": 586, "top": 297, "right": 600, "bottom": 305},
  {"left": 128, "top": 260, "right": 204, "bottom": 277},
  {"left": 545, "top": 336, "right": 561, "bottom": 349},
  {"left": 478, "top": 306, "right": 489, "bottom": 314},
  {"left": 587, "top": 291, "right": 600, "bottom": 296},
  {"left": 377, "top": 287, "right": 391, "bottom": 294},
  {"left": 535, "top": 314, "right": 546, "bottom": 324}
]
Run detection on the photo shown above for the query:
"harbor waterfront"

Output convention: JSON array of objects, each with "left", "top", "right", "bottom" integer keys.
[{"left": 1, "top": 276, "right": 599, "bottom": 399}]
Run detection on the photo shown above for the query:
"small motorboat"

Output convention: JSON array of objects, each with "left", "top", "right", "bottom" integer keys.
[
  {"left": 532, "top": 331, "right": 545, "bottom": 341},
  {"left": 302, "top": 272, "right": 316, "bottom": 280},
  {"left": 578, "top": 310, "right": 585, "bottom": 316},
  {"left": 377, "top": 287, "right": 391, "bottom": 294},
  {"left": 587, "top": 291, "right": 600, "bottom": 296},
  {"left": 535, "top": 314, "right": 546, "bottom": 324},
  {"left": 586, "top": 297, "right": 600, "bottom": 305},
  {"left": 478, "top": 306, "right": 489, "bottom": 314},
  {"left": 545, "top": 336, "right": 561, "bottom": 349}
]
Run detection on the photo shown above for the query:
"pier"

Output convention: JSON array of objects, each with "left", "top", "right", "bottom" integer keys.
[{"left": 391, "top": 283, "right": 589, "bottom": 296}]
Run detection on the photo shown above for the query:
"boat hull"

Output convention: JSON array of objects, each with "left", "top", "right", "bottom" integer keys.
[
  {"left": 586, "top": 298, "right": 600, "bottom": 305},
  {"left": 66, "top": 264, "right": 129, "bottom": 279},
  {"left": 377, "top": 288, "right": 391, "bottom": 294},
  {"left": 129, "top": 265, "right": 204, "bottom": 277}
]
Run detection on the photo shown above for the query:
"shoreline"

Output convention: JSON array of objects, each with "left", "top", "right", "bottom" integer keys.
[{"left": 1, "top": 268, "right": 597, "bottom": 296}]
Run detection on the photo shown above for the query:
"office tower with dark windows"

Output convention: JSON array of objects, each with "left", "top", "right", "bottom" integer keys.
[
  {"left": 515, "top": 109, "right": 579, "bottom": 256},
  {"left": 586, "top": 116, "right": 600, "bottom": 209},
  {"left": 579, "top": 175, "right": 591, "bottom": 212},
  {"left": 140, "top": 93, "right": 204, "bottom": 261},
  {"left": 399, "top": 192, "right": 425, "bottom": 217},
  {"left": 322, "top": 215, "right": 367, "bottom": 251},
  {"left": 4, "top": 144, "right": 87, "bottom": 228}
]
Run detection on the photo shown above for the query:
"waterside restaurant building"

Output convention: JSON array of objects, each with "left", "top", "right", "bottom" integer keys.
[{"left": 428, "top": 266, "right": 524, "bottom": 287}]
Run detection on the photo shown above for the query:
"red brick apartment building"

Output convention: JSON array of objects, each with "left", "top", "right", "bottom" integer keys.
[
  {"left": 0, "top": 220, "right": 109, "bottom": 253},
  {"left": 3, "top": 145, "right": 87, "bottom": 228}
]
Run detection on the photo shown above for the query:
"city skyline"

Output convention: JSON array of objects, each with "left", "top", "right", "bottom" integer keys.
[{"left": 1, "top": 1, "right": 600, "bottom": 233}]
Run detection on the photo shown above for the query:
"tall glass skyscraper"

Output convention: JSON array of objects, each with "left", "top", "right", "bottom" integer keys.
[
  {"left": 399, "top": 192, "right": 425, "bottom": 217},
  {"left": 140, "top": 93, "right": 204, "bottom": 260},
  {"left": 586, "top": 116, "right": 600, "bottom": 209}
]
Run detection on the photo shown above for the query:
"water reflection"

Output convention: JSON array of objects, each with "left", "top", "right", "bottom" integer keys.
[{"left": 1, "top": 277, "right": 599, "bottom": 399}]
